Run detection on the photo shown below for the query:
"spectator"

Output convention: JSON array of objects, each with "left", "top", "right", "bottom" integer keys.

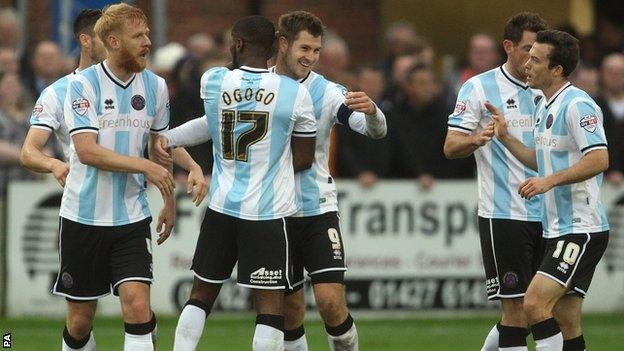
[
  {"left": 380, "top": 21, "right": 420, "bottom": 78},
  {"left": 22, "top": 41, "right": 64, "bottom": 99},
  {"left": 317, "top": 30, "right": 355, "bottom": 88},
  {"left": 0, "top": 8, "right": 21, "bottom": 51},
  {"left": 394, "top": 65, "right": 474, "bottom": 189},
  {"left": 0, "top": 71, "right": 37, "bottom": 199},
  {"left": 0, "top": 47, "right": 18, "bottom": 73},
  {"left": 595, "top": 53, "right": 624, "bottom": 184},
  {"left": 570, "top": 64, "right": 600, "bottom": 97}
]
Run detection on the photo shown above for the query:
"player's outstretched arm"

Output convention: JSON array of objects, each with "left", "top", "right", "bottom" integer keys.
[
  {"left": 443, "top": 128, "right": 494, "bottom": 159},
  {"left": 292, "top": 136, "right": 316, "bottom": 172},
  {"left": 20, "top": 129, "right": 69, "bottom": 186},
  {"left": 485, "top": 102, "right": 538, "bottom": 171},
  {"left": 72, "top": 132, "right": 174, "bottom": 196}
]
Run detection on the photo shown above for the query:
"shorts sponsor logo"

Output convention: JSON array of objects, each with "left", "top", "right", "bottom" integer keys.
[
  {"left": 503, "top": 271, "right": 519, "bottom": 288},
  {"left": 557, "top": 261, "right": 570, "bottom": 274},
  {"left": 452, "top": 101, "right": 466, "bottom": 116},
  {"left": 61, "top": 272, "right": 73, "bottom": 289},
  {"left": 72, "top": 98, "right": 90, "bottom": 116},
  {"left": 580, "top": 114, "right": 598, "bottom": 133},
  {"left": 250, "top": 267, "right": 283, "bottom": 285},
  {"left": 485, "top": 277, "right": 499, "bottom": 294}
]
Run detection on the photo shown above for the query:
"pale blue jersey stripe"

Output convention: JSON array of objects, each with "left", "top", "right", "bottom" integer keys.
[
  {"left": 113, "top": 131, "right": 130, "bottom": 223},
  {"left": 517, "top": 86, "right": 540, "bottom": 218},
  {"left": 81, "top": 67, "right": 102, "bottom": 115},
  {"left": 53, "top": 77, "right": 69, "bottom": 108},
  {"left": 222, "top": 71, "right": 262, "bottom": 215},
  {"left": 259, "top": 76, "right": 299, "bottom": 215},
  {"left": 299, "top": 75, "right": 329, "bottom": 215},
  {"left": 536, "top": 149, "right": 548, "bottom": 231},
  {"left": 575, "top": 100, "right": 607, "bottom": 146},
  {"left": 69, "top": 80, "right": 92, "bottom": 129},
  {"left": 143, "top": 71, "right": 158, "bottom": 118},
  {"left": 480, "top": 71, "right": 511, "bottom": 218},
  {"left": 115, "top": 84, "right": 131, "bottom": 115},
  {"left": 77, "top": 166, "right": 98, "bottom": 224},
  {"left": 138, "top": 131, "right": 151, "bottom": 217},
  {"left": 448, "top": 81, "right": 474, "bottom": 127},
  {"left": 551, "top": 150, "right": 572, "bottom": 233},
  {"left": 203, "top": 69, "right": 228, "bottom": 201}
]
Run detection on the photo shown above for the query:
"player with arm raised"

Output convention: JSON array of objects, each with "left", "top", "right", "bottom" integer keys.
[
  {"left": 157, "top": 16, "right": 317, "bottom": 351},
  {"left": 54, "top": 4, "right": 187, "bottom": 350},
  {"left": 270, "top": 11, "right": 386, "bottom": 351},
  {"left": 443, "top": 13, "right": 548, "bottom": 351},
  {"left": 489, "top": 30, "right": 609, "bottom": 351}
]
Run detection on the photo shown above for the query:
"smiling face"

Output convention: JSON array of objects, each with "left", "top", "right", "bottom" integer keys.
[
  {"left": 525, "top": 42, "right": 557, "bottom": 90},
  {"left": 279, "top": 30, "right": 322, "bottom": 80}
]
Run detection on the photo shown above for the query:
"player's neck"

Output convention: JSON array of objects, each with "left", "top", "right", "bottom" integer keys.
[
  {"left": 238, "top": 56, "right": 268, "bottom": 70},
  {"left": 542, "top": 79, "right": 568, "bottom": 101},
  {"left": 503, "top": 61, "right": 527, "bottom": 83},
  {"left": 77, "top": 51, "right": 94, "bottom": 71},
  {"left": 105, "top": 58, "right": 135, "bottom": 82},
  {"left": 274, "top": 57, "right": 291, "bottom": 78}
]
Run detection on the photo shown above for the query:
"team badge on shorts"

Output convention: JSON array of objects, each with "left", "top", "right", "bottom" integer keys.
[
  {"left": 61, "top": 272, "right": 74, "bottom": 289},
  {"left": 503, "top": 271, "right": 519, "bottom": 288},
  {"left": 131, "top": 95, "right": 146, "bottom": 111}
]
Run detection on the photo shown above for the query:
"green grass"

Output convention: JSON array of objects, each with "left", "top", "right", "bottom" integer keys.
[{"left": 1, "top": 313, "right": 622, "bottom": 350}]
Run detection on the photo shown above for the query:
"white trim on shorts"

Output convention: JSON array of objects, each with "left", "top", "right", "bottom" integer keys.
[
  {"left": 237, "top": 283, "right": 286, "bottom": 290},
  {"left": 489, "top": 218, "right": 502, "bottom": 297},
  {"left": 282, "top": 218, "right": 292, "bottom": 290},
  {"left": 52, "top": 290, "right": 111, "bottom": 301},
  {"left": 290, "top": 279, "right": 305, "bottom": 288},
  {"left": 308, "top": 267, "right": 348, "bottom": 275},
  {"left": 51, "top": 217, "right": 63, "bottom": 296},
  {"left": 113, "top": 277, "right": 153, "bottom": 290},
  {"left": 491, "top": 292, "right": 526, "bottom": 299},
  {"left": 193, "top": 270, "right": 230, "bottom": 284}
]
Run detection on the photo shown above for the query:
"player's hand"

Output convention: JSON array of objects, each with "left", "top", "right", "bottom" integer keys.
[
  {"left": 50, "top": 159, "right": 70, "bottom": 187},
  {"left": 156, "top": 200, "right": 175, "bottom": 245},
  {"left": 518, "top": 177, "right": 553, "bottom": 200},
  {"left": 473, "top": 123, "right": 495, "bottom": 147},
  {"left": 345, "top": 92, "right": 376, "bottom": 115},
  {"left": 485, "top": 101, "right": 509, "bottom": 141},
  {"left": 144, "top": 160, "right": 175, "bottom": 197},
  {"left": 187, "top": 164, "right": 208, "bottom": 206},
  {"left": 153, "top": 135, "right": 173, "bottom": 167}
]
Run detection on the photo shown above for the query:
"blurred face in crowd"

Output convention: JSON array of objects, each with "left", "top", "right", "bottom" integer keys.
[
  {"left": 357, "top": 68, "right": 385, "bottom": 102},
  {"left": 505, "top": 30, "right": 537, "bottom": 81},
  {"left": 392, "top": 54, "right": 417, "bottom": 86},
  {"left": 279, "top": 30, "right": 322, "bottom": 80},
  {"left": 318, "top": 41, "right": 349, "bottom": 75},
  {"left": 109, "top": 19, "right": 151, "bottom": 72},
  {"left": 601, "top": 54, "right": 624, "bottom": 95},
  {"left": 525, "top": 42, "right": 558, "bottom": 90},
  {"left": 32, "top": 41, "right": 63, "bottom": 79},
  {"left": 0, "top": 48, "right": 18, "bottom": 73},
  {"left": 468, "top": 34, "right": 499, "bottom": 73},
  {"left": 387, "top": 26, "right": 417, "bottom": 57},
  {"left": 405, "top": 68, "right": 439, "bottom": 106},
  {"left": 571, "top": 66, "right": 600, "bottom": 97},
  {"left": 0, "top": 72, "right": 24, "bottom": 107}
]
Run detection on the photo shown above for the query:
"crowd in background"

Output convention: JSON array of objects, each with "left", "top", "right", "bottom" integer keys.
[{"left": 1, "top": 6, "right": 624, "bottom": 201}]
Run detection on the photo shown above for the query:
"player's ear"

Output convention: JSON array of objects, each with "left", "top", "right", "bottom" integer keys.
[
  {"left": 502, "top": 39, "right": 514, "bottom": 55},
  {"left": 78, "top": 33, "right": 90, "bottom": 49},
  {"left": 277, "top": 35, "right": 289, "bottom": 53}
]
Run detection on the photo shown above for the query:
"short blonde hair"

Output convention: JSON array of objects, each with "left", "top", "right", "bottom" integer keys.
[{"left": 94, "top": 3, "right": 147, "bottom": 48}]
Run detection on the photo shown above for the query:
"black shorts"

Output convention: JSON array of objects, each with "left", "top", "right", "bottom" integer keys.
[
  {"left": 479, "top": 217, "right": 544, "bottom": 300},
  {"left": 192, "top": 208, "right": 291, "bottom": 290},
  {"left": 537, "top": 232, "right": 608, "bottom": 297},
  {"left": 286, "top": 211, "right": 347, "bottom": 292},
  {"left": 52, "top": 217, "right": 153, "bottom": 300}
]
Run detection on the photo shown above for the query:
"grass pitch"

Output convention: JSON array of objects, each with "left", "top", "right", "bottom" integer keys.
[{"left": 1, "top": 313, "right": 622, "bottom": 350}]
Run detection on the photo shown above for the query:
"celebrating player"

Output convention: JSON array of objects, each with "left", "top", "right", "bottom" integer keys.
[
  {"left": 158, "top": 16, "right": 317, "bottom": 351},
  {"left": 488, "top": 29, "right": 609, "bottom": 351},
  {"left": 444, "top": 13, "right": 548, "bottom": 351},
  {"left": 271, "top": 11, "right": 387, "bottom": 351}
]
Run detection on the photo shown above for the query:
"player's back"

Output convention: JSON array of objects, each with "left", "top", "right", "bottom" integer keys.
[{"left": 201, "top": 66, "right": 315, "bottom": 220}]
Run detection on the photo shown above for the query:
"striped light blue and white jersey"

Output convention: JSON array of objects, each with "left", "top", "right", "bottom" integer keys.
[
  {"left": 29, "top": 72, "right": 76, "bottom": 159},
  {"left": 199, "top": 66, "right": 316, "bottom": 220},
  {"left": 448, "top": 65, "right": 542, "bottom": 221},
  {"left": 60, "top": 61, "right": 169, "bottom": 226},
  {"left": 270, "top": 68, "right": 387, "bottom": 217},
  {"left": 533, "top": 82, "right": 609, "bottom": 238}
]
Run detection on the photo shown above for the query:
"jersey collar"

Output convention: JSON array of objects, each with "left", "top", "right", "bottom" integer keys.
[
  {"left": 239, "top": 66, "right": 269, "bottom": 73},
  {"left": 269, "top": 65, "right": 311, "bottom": 83},
  {"left": 545, "top": 82, "right": 572, "bottom": 108},
  {"left": 500, "top": 64, "right": 528, "bottom": 90},
  {"left": 101, "top": 60, "right": 136, "bottom": 89}
]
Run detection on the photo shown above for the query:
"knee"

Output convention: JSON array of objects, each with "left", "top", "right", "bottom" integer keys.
[
  {"left": 553, "top": 310, "right": 581, "bottom": 336},
  {"left": 501, "top": 298, "right": 527, "bottom": 325},
  {"left": 317, "top": 295, "right": 346, "bottom": 323},
  {"left": 67, "top": 313, "right": 94, "bottom": 338},
  {"left": 523, "top": 295, "right": 546, "bottom": 322},
  {"left": 283, "top": 293, "right": 306, "bottom": 329},
  {"left": 122, "top": 294, "right": 151, "bottom": 322}
]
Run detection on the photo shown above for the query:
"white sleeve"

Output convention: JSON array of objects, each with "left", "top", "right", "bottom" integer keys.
[
  {"left": 447, "top": 79, "right": 482, "bottom": 134},
  {"left": 151, "top": 77, "right": 170, "bottom": 134},
  {"left": 292, "top": 87, "right": 316, "bottom": 137},
  {"left": 162, "top": 115, "right": 212, "bottom": 147},
  {"left": 566, "top": 99, "right": 608, "bottom": 155},
  {"left": 65, "top": 76, "right": 99, "bottom": 136},
  {"left": 30, "top": 86, "right": 61, "bottom": 132},
  {"left": 346, "top": 105, "right": 387, "bottom": 138}
]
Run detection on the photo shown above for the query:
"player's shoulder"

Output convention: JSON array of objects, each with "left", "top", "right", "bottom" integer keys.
[
  {"left": 565, "top": 85, "right": 601, "bottom": 113},
  {"left": 201, "top": 66, "right": 230, "bottom": 80},
  {"left": 141, "top": 68, "right": 167, "bottom": 86},
  {"left": 467, "top": 67, "right": 501, "bottom": 89}
]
